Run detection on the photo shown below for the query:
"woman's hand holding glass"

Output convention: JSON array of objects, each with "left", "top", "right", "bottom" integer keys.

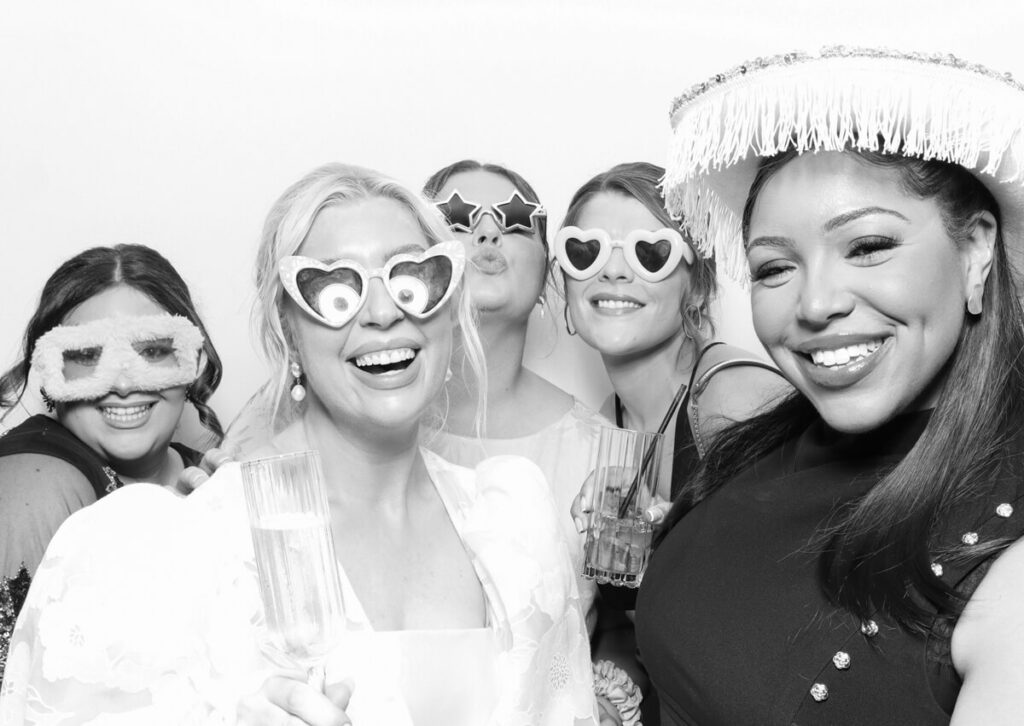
[{"left": 239, "top": 675, "right": 353, "bottom": 726}]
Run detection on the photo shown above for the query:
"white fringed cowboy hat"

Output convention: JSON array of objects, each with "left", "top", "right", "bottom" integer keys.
[{"left": 661, "top": 47, "right": 1024, "bottom": 281}]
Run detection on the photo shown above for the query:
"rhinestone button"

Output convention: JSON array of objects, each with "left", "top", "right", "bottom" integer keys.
[
  {"left": 962, "top": 531, "right": 980, "bottom": 545},
  {"left": 931, "top": 562, "right": 944, "bottom": 577},
  {"left": 810, "top": 683, "right": 829, "bottom": 702},
  {"left": 861, "top": 619, "right": 879, "bottom": 637},
  {"left": 832, "top": 651, "right": 851, "bottom": 670},
  {"left": 996, "top": 503, "right": 1014, "bottom": 518}
]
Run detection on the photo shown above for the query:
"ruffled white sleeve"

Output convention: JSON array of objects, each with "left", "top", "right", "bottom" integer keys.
[{"left": 0, "top": 469, "right": 268, "bottom": 726}]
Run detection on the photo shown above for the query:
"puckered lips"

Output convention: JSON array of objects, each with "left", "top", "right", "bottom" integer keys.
[
  {"left": 470, "top": 249, "right": 508, "bottom": 275},
  {"left": 792, "top": 333, "right": 892, "bottom": 389}
]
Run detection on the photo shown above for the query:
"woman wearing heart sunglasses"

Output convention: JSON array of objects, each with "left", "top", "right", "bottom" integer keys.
[
  {"left": 560, "top": 162, "right": 788, "bottom": 508},
  {"left": 0, "top": 164, "right": 598, "bottom": 726}
]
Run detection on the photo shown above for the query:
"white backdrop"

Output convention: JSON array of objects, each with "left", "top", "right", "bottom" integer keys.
[{"left": 2, "top": 0, "right": 1021, "bottom": 442}]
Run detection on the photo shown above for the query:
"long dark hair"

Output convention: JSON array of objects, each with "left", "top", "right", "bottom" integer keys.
[
  {"left": 0, "top": 244, "right": 225, "bottom": 442},
  {"left": 561, "top": 161, "right": 718, "bottom": 341},
  {"left": 664, "top": 149, "right": 1024, "bottom": 635}
]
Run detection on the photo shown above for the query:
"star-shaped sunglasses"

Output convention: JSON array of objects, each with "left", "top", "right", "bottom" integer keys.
[
  {"left": 434, "top": 189, "right": 546, "bottom": 235},
  {"left": 279, "top": 240, "right": 466, "bottom": 328},
  {"left": 554, "top": 226, "right": 695, "bottom": 283}
]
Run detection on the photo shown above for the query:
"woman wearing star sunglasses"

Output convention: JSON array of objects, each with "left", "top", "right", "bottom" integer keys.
[
  {"left": 423, "top": 160, "right": 608, "bottom": 629},
  {"left": 0, "top": 164, "right": 598, "bottom": 726}
]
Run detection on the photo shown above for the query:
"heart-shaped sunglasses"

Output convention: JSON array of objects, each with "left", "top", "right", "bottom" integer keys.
[
  {"left": 279, "top": 240, "right": 466, "bottom": 328},
  {"left": 434, "top": 189, "right": 546, "bottom": 235},
  {"left": 554, "top": 226, "right": 694, "bottom": 283}
]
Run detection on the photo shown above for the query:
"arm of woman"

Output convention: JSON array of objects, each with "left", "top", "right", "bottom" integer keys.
[
  {"left": 692, "top": 363, "right": 791, "bottom": 445},
  {"left": 0, "top": 454, "right": 96, "bottom": 578},
  {"left": 950, "top": 537, "right": 1024, "bottom": 724}
]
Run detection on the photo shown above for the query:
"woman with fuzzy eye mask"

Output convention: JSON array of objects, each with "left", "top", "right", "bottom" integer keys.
[{"left": 0, "top": 243, "right": 224, "bottom": 682}]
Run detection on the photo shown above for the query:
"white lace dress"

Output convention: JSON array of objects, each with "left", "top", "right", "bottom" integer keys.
[
  {"left": 0, "top": 451, "right": 598, "bottom": 725},
  {"left": 427, "top": 400, "right": 608, "bottom": 626}
]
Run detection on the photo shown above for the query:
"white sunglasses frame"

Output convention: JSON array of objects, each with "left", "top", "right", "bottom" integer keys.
[
  {"left": 554, "top": 226, "right": 694, "bottom": 283},
  {"left": 278, "top": 240, "right": 466, "bottom": 328}
]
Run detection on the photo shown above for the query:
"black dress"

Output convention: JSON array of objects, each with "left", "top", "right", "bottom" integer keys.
[
  {"left": 0, "top": 415, "right": 202, "bottom": 681},
  {"left": 636, "top": 411, "right": 1024, "bottom": 725}
]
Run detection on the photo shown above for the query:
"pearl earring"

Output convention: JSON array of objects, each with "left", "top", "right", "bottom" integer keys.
[{"left": 290, "top": 361, "right": 306, "bottom": 402}]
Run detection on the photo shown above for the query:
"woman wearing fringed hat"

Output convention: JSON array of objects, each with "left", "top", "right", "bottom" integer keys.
[{"left": 634, "top": 48, "right": 1024, "bottom": 725}]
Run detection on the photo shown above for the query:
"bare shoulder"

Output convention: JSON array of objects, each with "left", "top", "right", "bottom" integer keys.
[
  {"left": 950, "top": 537, "right": 1024, "bottom": 724},
  {"left": 695, "top": 344, "right": 791, "bottom": 422}
]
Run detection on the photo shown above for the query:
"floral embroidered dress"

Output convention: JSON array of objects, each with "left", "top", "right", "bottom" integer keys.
[
  {"left": 427, "top": 399, "right": 608, "bottom": 627},
  {"left": 0, "top": 451, "right": 598, "bottom": 725}
]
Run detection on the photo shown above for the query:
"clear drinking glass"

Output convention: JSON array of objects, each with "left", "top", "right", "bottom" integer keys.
[
  {"left": 582, "top": 426, "right": 665, "bottom": 587},
  {"left": 241, "top": 450, "right": 346, "bottom": 678}
]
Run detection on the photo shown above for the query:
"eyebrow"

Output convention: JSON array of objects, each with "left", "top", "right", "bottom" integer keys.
[
  {"left": 746, "top": 206, "right": 911, "bottom": 250},
  {"left": 823, "top": 206, "right": 910, "bottom": 232}
]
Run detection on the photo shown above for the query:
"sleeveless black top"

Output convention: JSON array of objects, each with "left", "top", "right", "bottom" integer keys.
[{"left": 636, "top": 411, "right": 1024, "bottom": 725}]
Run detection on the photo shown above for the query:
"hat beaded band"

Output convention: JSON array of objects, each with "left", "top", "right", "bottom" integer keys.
[{"left": 662, "top": 46, "right": 1024, "bottom": 283}]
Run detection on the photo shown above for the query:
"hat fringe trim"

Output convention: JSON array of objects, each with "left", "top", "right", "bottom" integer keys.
[{"left": 663, "top": 59, "right": 1024, "bottom": 283}]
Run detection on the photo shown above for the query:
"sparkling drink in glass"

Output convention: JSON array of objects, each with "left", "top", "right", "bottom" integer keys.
[
  {"left": 242, "top": 450, "right": 346, "bottom": 672},
  {"left": 582, "top": 426, "right": 664, "bottom": 587}
]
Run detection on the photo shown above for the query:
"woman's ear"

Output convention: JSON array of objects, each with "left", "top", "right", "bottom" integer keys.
[{"left": 962, "top": 210, "right": 997, "bottom": 296}]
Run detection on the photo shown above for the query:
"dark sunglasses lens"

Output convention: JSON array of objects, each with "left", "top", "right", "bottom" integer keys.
[
  {"left": 296, "top": 267, "right": 363, "bottom": 324},
  {"left": 437, "top": 194, "right": 477, "bottom": 230},
  {"left": 494, "top": 193, "right": 538, "bottom": 232},
  {"left": 390, "top": 256, "right": 453, "bottom": 315},
  {"left": 565, "top": 237, "right": 601, "bottom": 271},
  {"left": 635, "top": 239, "right": 674, "bottom": 273}
]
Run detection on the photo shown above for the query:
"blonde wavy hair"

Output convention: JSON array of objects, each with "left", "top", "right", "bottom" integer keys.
[{"left": 238, "top": 162, "right": 486, "bottom": 442}]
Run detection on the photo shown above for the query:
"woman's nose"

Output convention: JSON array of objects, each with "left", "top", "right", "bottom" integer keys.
[
  {"left": 360, "top": 276, "right": 403, "bottom": 328},
  {"left": 795, "top": 267, "right": 855, "bottom": 327},
  {"left": 598, "top": 246, "right": 633, "bottom": 282},
  {"left": 474, "top": 213, "right": 502, "bottom": 247}
]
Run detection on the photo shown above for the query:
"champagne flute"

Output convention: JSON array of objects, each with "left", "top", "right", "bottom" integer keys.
[{"left": 241, "top": 450, "right": 346, "bottom": 687}]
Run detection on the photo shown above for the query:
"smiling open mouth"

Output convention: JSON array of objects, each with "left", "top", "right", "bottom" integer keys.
[
  {"left": 808, "top": 339, "right": 883, "bottom": 368},
  {"left": 351, "top": 347, "right": 418, "bottom": 374},
  {"left": 100, "top": 403, "right": 155, "bottom": 424},
  {"left": 593, "top": 299, "right": 644, "bottom": 311}
]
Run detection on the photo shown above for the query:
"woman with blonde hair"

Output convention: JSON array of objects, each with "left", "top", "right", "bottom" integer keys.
[{"left": 0, "top": 163, "right": 598, "bottom": 725}]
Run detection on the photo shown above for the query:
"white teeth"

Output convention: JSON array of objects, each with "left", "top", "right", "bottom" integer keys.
[
  {"left": 595, "top": 299, "right": 642, "bottom": 310},
  {"left": 810, "top": 340, "right": 883, "bottom": 367},
  {"left": 354, "top": 347, "right": 416, "bottom": 368},
  {"left": 101, "top": 404, "right": 152, "bottom": 421}
]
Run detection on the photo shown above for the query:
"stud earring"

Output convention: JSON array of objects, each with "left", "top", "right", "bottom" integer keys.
[
  {"left": 40, "top": 388, "right": 56, "bottom": 413},
  {"left": 289, "top": 361, "right": 306, "bottom": 402},
  {"left": 967, "top": 288, "right": 983, "bottom": 316}
]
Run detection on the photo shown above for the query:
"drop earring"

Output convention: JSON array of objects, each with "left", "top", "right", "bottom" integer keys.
[
  {"left": 563, "top": 305, "right": 577, "bottom": 336},
  {"left": 967, "top": 288, "right": 983, "bottom": 315},
  {"left": 289, "top": 361, "right": 306, "bottom": 402},
  {"left": 537, "top": 294, "right": 547, "bottom": 319},
  {"left": 40, "top": 388, "right": 56, "bottom": 413},
  {"left": 445, "top": 367, "right": 453, "bottom": 383}
]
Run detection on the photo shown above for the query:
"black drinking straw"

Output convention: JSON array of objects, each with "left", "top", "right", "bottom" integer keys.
[{"left": 617, "top": 382, "right": 688, "bottom": 518}]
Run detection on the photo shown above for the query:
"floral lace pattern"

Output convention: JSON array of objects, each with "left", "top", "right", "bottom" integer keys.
[{"left": 0, "top": 453, "right": 597, "bottom": 725}]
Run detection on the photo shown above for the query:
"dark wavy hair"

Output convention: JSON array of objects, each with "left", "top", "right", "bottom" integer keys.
[
  {"left": 0, "top": 244, "right": 224, "bottom": 442},
  {"left": 663, "top": 149, "right": 1024, "bottom": 635},
  {"left": 560, "top": 161, "right": 717, "bottom": 341}
]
